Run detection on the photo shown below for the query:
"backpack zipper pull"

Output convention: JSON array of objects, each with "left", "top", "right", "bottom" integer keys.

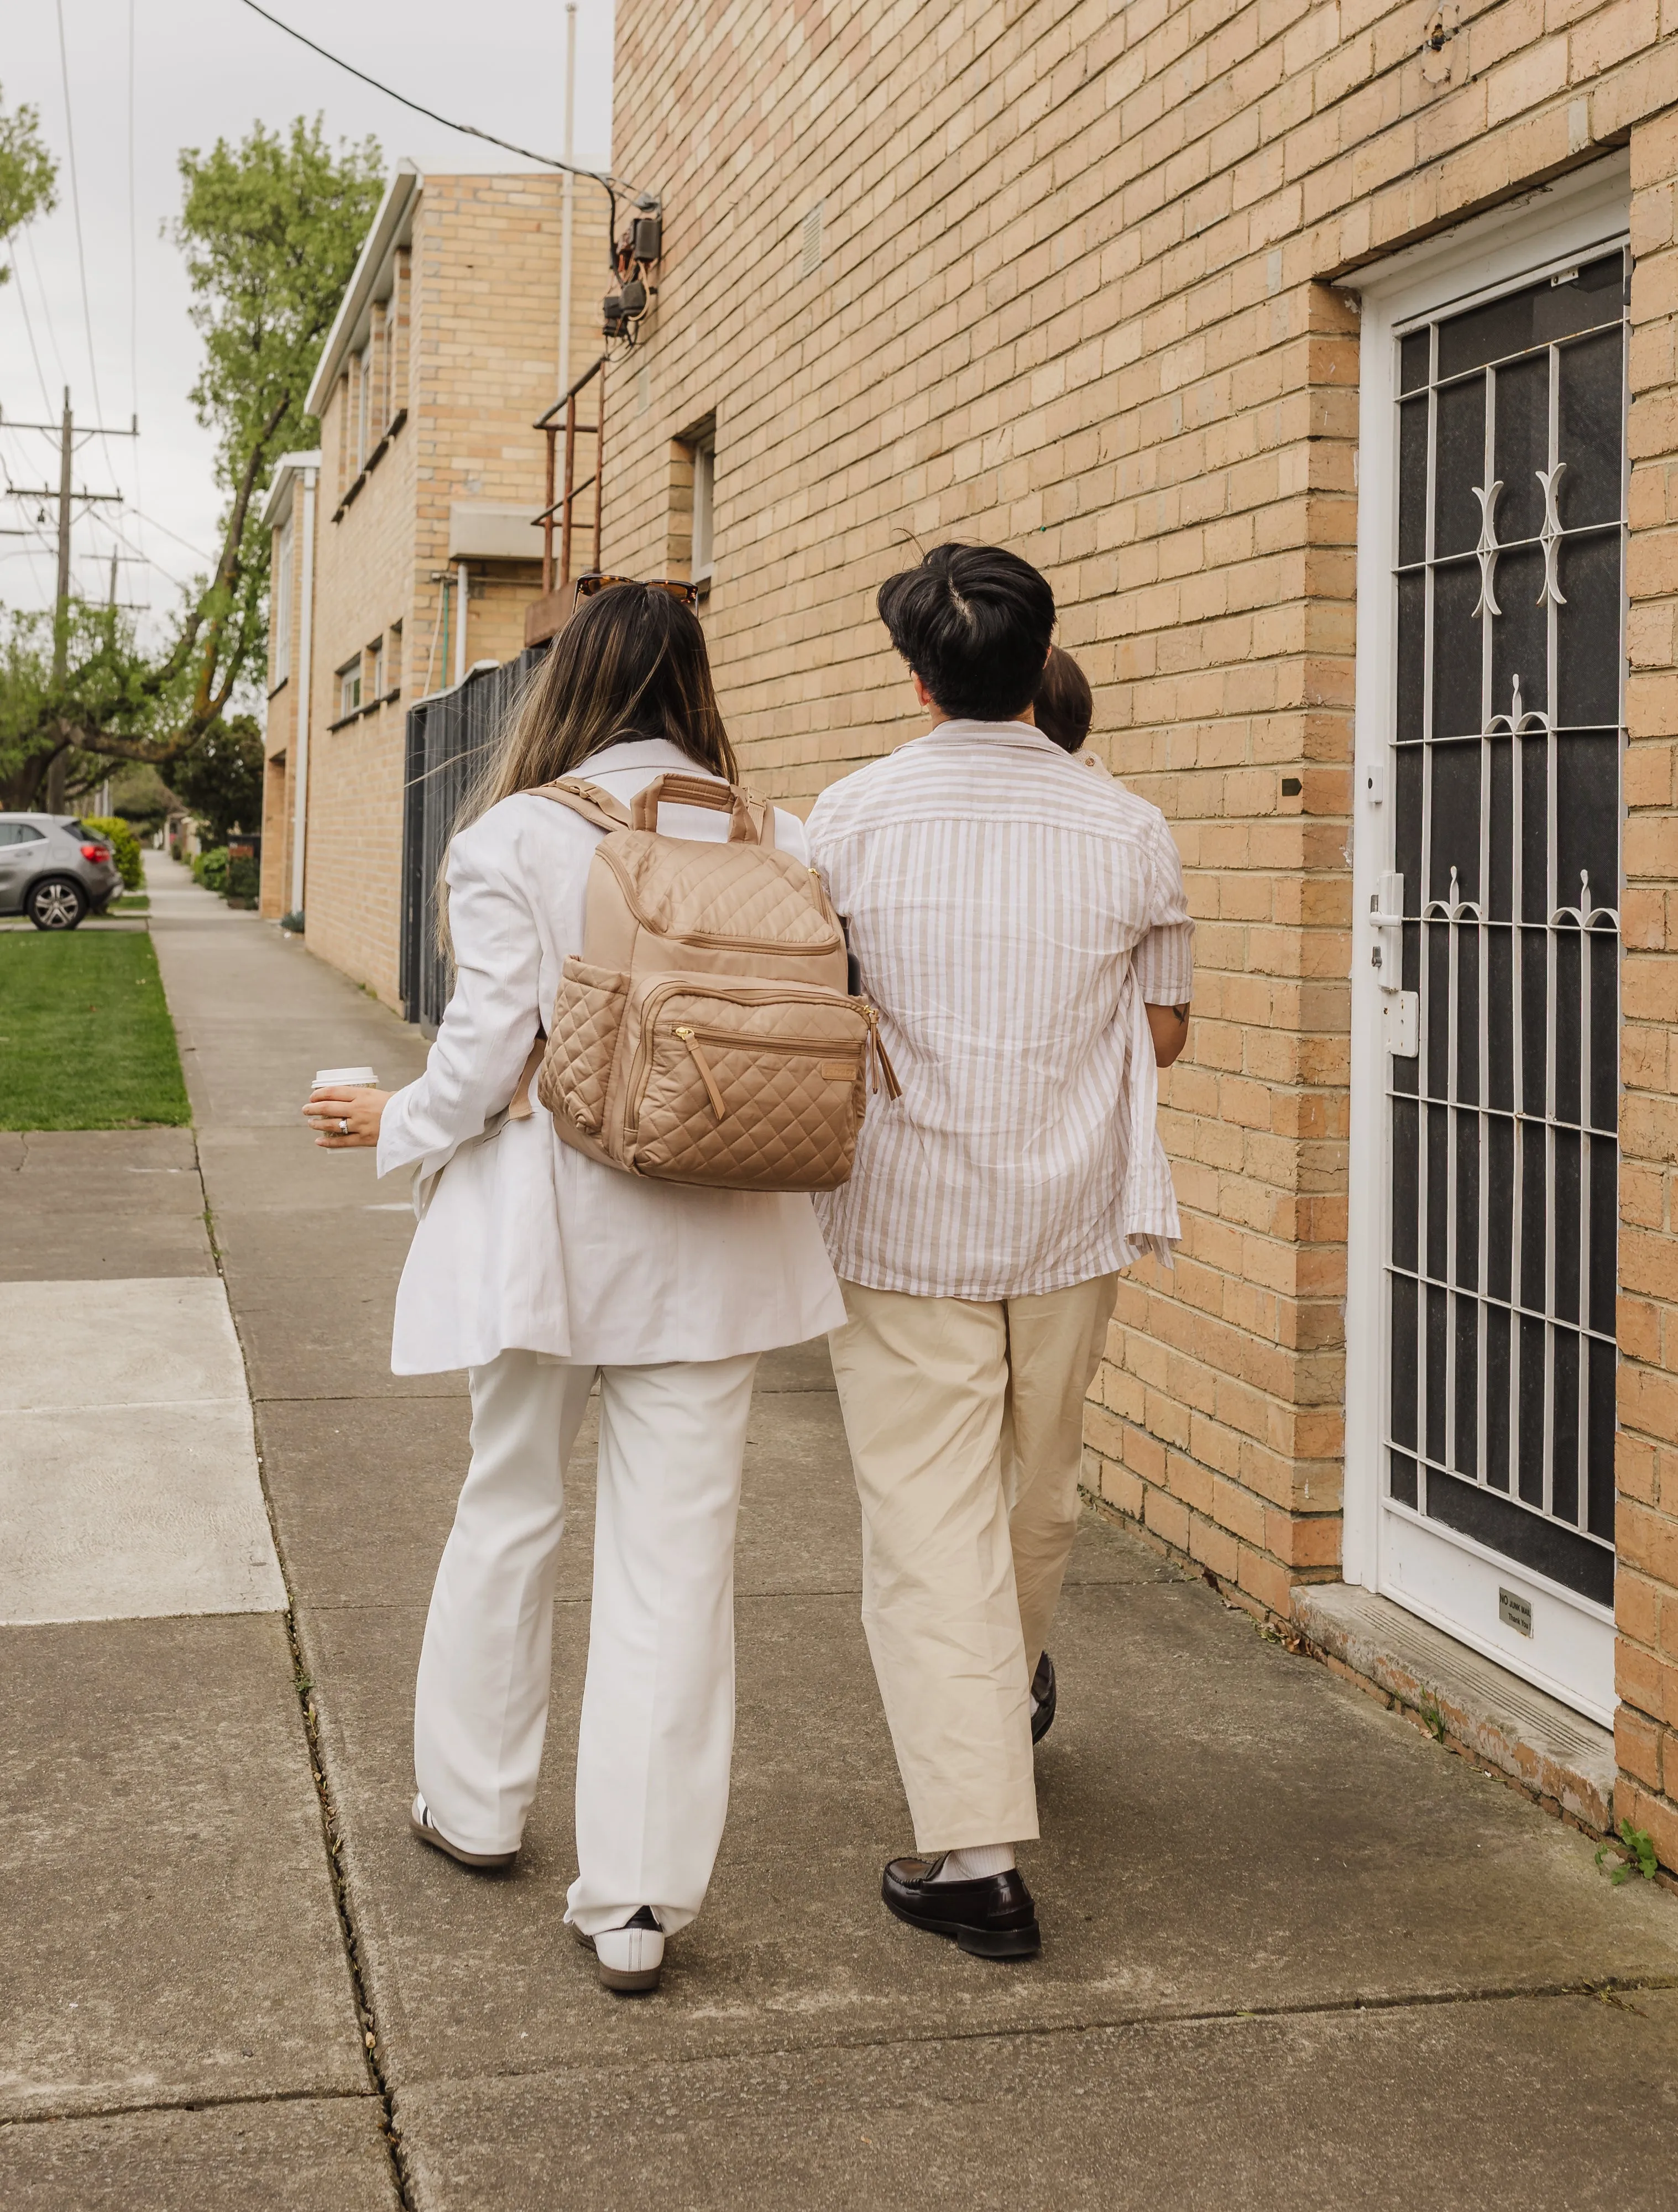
[
  {"left": 862, "top": 1005, "right": 903, "bottom": 1101},
  {"left": 674, "top": 1026, "right": 726, "bottom": 1122}
]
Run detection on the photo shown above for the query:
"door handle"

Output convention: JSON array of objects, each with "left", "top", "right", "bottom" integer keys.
[
  {"left": 1369, "top": 870, "right": 1404, "bottom": 986},
  {"left": 1369, "top": 870, "right": 1418, "bottom": 1055}
]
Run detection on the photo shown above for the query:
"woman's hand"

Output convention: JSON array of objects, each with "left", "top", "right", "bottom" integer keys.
[{"left": 304, "top": 1086, "right": 391, "bottom": 1148}]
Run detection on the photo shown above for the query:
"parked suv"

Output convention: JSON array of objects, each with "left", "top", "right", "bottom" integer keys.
[{"left": 0, "top": 814, "right": 123, "bottom": 929}]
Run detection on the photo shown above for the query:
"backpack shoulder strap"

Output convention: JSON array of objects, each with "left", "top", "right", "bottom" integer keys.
[{"left": 527, "top": 778, "right": 634, "bottom": 834}]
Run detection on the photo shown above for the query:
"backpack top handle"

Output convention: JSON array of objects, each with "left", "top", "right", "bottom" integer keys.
[{"left": 630, "top": 772, "right": 774, "bottom": 849}]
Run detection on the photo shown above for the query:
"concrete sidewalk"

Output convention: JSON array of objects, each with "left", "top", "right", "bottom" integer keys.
[
  {"left": 0, "top": 862, "right": 397, "bottom": 2206},
  {"left": 9, "top": 854, "right": 1678, "bottom": 2208}
]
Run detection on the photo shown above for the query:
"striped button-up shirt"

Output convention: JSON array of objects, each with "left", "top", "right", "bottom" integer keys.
[{"left": 806, "top": 719, "right": 1193, "bottom": 1299}]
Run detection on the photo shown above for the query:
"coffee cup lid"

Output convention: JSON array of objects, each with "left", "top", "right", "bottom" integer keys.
[{"left": 313, "top": 1065, "right": 377, "bottom": 1087}]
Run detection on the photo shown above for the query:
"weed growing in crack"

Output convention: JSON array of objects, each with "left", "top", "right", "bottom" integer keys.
[{"left": 1596, "top": 1819, "right": 1659, "bottom": 1886}]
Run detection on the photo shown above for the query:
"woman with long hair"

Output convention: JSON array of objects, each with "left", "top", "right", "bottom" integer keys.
[{"left": 303, "top": 585, "right": 844, "bottom": 1993}]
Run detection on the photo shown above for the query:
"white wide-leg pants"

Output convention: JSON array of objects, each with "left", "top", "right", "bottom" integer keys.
[{"left": 412, "top": 1346, "right": 759, "bottom": 1937}]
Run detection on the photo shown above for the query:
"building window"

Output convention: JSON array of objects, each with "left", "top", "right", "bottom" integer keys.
[
  {"left": 691, "top": 426, "right": 715, "bottom": 585},
  {"left": 337, "top": 657, "right": 362, "bottom": 721},
  {"left": 366, "top": 635, "right": 385, "bottom": 703},
  {"left": 355, "top": 347, "right": 371, "bottom": 473},
  {"left": 271, "top": 512, "right": 293, "bottom": 687},
  {"left": 336, "top": 375, "right": 352, "bottom": 497},
  {"left": 386, "top": 620, "right": 402, "bottom": 699}
]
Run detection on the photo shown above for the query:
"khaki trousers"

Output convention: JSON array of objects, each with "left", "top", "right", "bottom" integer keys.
[{"left": 828, "top": 1273, "right": 1119, "bottom": 1852}]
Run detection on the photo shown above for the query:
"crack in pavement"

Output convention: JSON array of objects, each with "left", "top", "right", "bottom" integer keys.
[{"left": 12, "top": 1972, "right": 1674, "bottom": 2131}]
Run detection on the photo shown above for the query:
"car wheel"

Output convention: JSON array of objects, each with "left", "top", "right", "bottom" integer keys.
[{"left": 27, "top": 876, "right": 88, "bottom": 930}]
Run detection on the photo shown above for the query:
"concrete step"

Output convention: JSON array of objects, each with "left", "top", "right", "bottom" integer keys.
[{"left": 1291, "top": 1582, "right": 1616, "bottom": 1833}]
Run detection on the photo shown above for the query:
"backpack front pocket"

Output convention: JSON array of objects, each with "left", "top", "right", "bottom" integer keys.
[
  {"left": 540, "top": 958, "right": 629, "bottom": 1134},
  {"left": 626, "top": 981, "right": 870, "bottom": 1191}
]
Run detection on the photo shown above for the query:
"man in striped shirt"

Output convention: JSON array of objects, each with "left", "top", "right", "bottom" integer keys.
[{"left": 806, "top": 544, "right": 1192, "bottom": 1961}]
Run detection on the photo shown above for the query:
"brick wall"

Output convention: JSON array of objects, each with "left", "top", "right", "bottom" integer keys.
[
  {"left": 610, "top": 0, "right": 1678, "bottom": 1860},
  {"left": 307, "top": 343, "right": 419, "bottom": 1002},
  {"left": 1616, "top": 108, "right": 1678, "bottom": 1872},
  {"left": 297, "top": 171, "right": 608, "bottom": 1006}
]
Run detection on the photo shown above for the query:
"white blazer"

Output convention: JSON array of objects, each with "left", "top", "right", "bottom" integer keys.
[{"left": 377, "top": 739, "right": 847, "bottom": 1375}]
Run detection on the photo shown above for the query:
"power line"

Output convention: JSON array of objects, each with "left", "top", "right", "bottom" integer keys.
[
  {"left": 2, "top": 232, "right": 55, "bottom": 417},
  {"left": 123, "top": 504, "right": 214, "bottom": 567},
  {"left": 86, "top": 506, "right": 187, "bottom": 595},
  {"left": 227, "top": 0, "right": 631, "bottom": 234},
  {"left": 20, "top": 227, "right": 69, "bottom": 395},
  {"left": 55, "top": 0, "right": 107, "bottom": 431}
]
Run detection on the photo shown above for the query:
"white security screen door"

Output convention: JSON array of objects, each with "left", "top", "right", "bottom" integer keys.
[{"left": 1346, "top": 164, "right": 1629, "bottom": 1723}]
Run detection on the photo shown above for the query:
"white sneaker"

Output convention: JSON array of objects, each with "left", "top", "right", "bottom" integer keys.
[
  {"left": 573, "top": 1906, "right": 664, "bottom": 1993},
  {"left": 409, "top": 1793, "right": 517, "bottom": 1870}
]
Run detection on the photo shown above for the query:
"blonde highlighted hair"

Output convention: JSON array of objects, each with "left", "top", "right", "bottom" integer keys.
[{"left": 437, "top": 582, "right": 738, "bottom": 951}]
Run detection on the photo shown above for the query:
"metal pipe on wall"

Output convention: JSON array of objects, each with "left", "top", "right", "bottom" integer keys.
[
  {"left": 557, "top": 2, "right": 577, "bottom": 402},
  {"left": 454, "top": 560, "right": 469, "bottom": 684},
  {"left": 289, "top": 466, "right": 318, "bottom": 916}
]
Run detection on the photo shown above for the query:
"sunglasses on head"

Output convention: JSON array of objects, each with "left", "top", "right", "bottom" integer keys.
[{"left": 572, "top": 572, "right": 701, "bottom": 611}]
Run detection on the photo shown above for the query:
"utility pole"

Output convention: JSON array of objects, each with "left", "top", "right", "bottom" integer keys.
[
  {"left": 0, "top": 392, "right": 138, "bottom": 811},
  {"left": 47, "top": 390, "right": 76, "bottom": 810}
]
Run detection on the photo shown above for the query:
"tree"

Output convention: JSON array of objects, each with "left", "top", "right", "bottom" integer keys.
[
  {"left": 1, "top": 116, "right": 383, "bottom": 808},
  {"left": 0, "top": 84, "right": 57, "bottom": 281},
  {"left": 168, "top": 717, "right": 264, "bottom": 844},
  {"left": 0, "top": 603, "right": 155, "bottom": 808}
]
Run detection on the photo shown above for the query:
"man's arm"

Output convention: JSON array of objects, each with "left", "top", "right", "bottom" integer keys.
[
  {"left": 1134, "top": 806, "right": 1193, "bottom": 1069},
  {"left": 1146, "top": 1002, "right": 1190, "bottom": 1068}
]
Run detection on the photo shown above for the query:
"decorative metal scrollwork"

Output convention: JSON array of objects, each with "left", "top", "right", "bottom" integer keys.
[
  {"left": 1470, "top": 479, "right": 1503, "bottom": 617},
  {"left": 1536, "top": 462, "right": 1568, "bottom": 607},
  {"left": 1423, "top": 863, "right": 1483, "bottom": 925},
  {"left": 1483, "top": 671, "right": 1552, "bottom": 738},
  {"left": 1548, "top": 867, "right": 1620, "bottom": 937}
]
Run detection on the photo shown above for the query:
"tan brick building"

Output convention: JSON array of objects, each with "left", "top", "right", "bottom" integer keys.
[
  {"left": 595, "top": 0, "right": 1678, "bottom": 1870},
  {"left": 258, "top": 160, "right": 608, "bottom": 986}
]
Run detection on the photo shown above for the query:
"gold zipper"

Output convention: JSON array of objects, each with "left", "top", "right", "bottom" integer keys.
[
  {"left": 673, "top": 1028, "right": 726, "bottom": 1122},
  {"left": 626, "top": 981, "right": 870, "bottom": 1129},
  {"left": 862, "top": 1003, "right": 904, "bottom": 1100}
]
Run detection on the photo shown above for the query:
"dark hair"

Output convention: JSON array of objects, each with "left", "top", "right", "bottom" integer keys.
[
  {"left": 1033, "top": 645, "right": 1093, "bottom": 754},
  {"left": 876, "top": 542, "right": 1055, "bottom": 721}
]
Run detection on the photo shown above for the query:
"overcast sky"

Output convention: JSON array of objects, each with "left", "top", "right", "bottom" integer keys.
[{"left": 1, "top": 0, "right": 615, "bottom": 638}]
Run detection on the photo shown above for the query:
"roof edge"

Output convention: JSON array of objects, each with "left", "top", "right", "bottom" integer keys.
[
  {"left": 261, "top": 451, "right": 323, "bottom": 534},
  {"left": 304, "top": 161, "right": 423, "bottom": 420}
]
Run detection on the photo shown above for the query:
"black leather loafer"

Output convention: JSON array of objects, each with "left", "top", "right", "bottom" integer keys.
[
  {"left": 1031, "top": 1649, "right": 1057, "bottom": 1744},
  {"left": 881, "top": 1855, "right": 1042, "bottom": 1959}
]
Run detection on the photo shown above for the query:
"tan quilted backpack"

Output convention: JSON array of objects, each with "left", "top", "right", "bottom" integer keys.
[{"left": 531, "top": 770, "right": 899, "bottom": 1191}]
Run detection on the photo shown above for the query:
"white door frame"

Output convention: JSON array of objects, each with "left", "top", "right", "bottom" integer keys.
[{"left": 1339, "top": 154, "right": 1629, "bottom": 1723}]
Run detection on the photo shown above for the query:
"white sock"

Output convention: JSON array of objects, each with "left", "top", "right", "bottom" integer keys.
[{"left": 931, "top": 1843, "right": 1016, "bottom": 1882}]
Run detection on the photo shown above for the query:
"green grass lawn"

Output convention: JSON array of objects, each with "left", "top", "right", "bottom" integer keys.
[{"left": 0, "top": 930, "right": 190, "bottom": 1129}]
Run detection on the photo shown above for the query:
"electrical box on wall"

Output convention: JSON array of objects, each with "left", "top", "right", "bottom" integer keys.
[{"left": 604, "top": 197, "right": 663, "bottom": 345}]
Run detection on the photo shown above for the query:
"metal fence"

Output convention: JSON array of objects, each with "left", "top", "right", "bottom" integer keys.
[{"left": 399, "top": 649, "right": 547, "bottom": 1030}]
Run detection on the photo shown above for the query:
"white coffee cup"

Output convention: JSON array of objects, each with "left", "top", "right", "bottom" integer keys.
[{"left": 312, "top": 1064, "right": 377, "bottom": 1093}]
